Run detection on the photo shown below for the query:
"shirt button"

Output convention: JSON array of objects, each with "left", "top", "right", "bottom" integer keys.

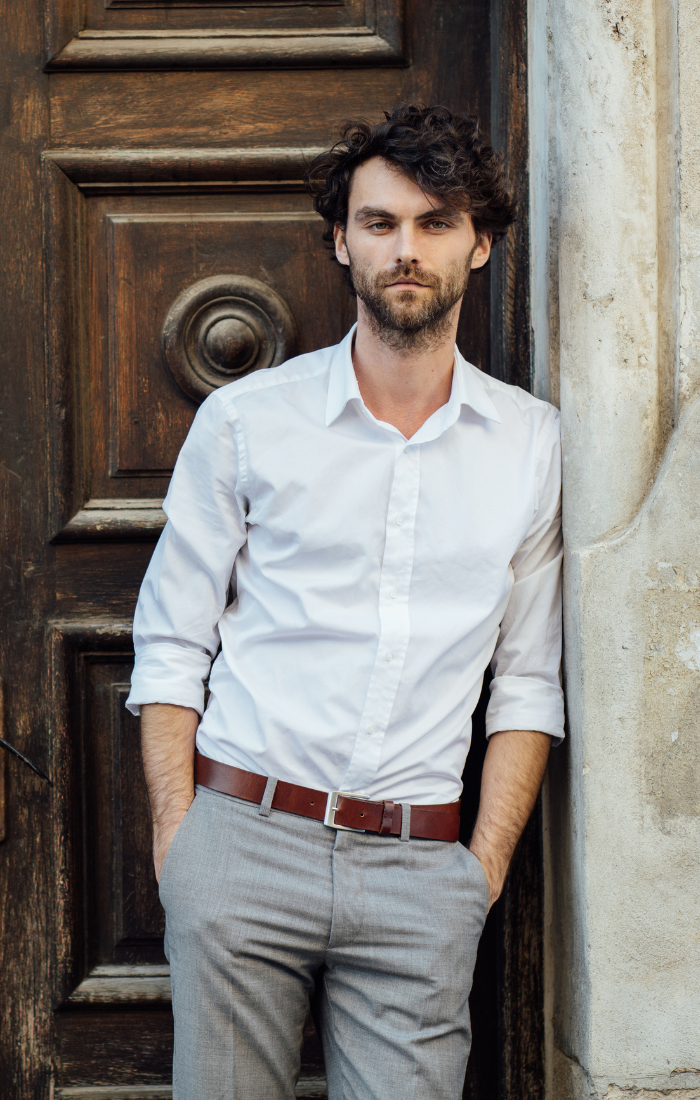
[
  {"left": 395, "top": 515, "right": 404, "bottom": 526},
  {"left": 389, "top": 590, "right": 398, "bottom": 599},
  {"left": 385, "top": 651, "right": 393, "bottom": 662},
  {"left": 367, "top": 724, "right": 376, "bottom": 735},
  {"left": 404, "top": 446, "right": 410, "bottom": 454}
]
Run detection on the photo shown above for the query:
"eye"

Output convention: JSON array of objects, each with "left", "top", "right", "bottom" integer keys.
[
  {"left": 427, "top": 220, "right": 448, "bottom": 230},
  {"left": 369, "top": 221, "right": 391, "bottom": 231}
]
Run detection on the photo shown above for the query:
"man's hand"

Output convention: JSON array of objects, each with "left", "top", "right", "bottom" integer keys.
[
  {"left": 141, "top": 703, "right": 200, "bottom": 883},
  {"left": 468, "top": 729, "right": 551, "bottom": 908}
]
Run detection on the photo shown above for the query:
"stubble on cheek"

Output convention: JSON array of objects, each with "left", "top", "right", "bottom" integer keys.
[{"left": 346, "top": 250, "right": 476, "bottom": 351}]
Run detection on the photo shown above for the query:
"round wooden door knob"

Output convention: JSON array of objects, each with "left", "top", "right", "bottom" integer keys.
[{"left": 162, "top": 274, "right": 297, "bottom": 403}]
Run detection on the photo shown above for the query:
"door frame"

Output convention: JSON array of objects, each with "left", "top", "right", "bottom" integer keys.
[{"left": 489, "top": 1, "right": 547, "bottom": 1096}]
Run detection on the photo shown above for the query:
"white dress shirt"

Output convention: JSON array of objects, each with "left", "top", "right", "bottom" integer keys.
[{"left": 127, "top": 325, "right": 563, "bottom": 805}]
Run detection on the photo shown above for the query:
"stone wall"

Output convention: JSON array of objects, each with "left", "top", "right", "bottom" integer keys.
[{"left": 541, "top": 0, "right": 700, "bottom": 1094}]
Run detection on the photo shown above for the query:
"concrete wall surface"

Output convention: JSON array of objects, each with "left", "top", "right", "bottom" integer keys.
[{"left": 542, "top": 0, "right": 700, "bottom": 1095}]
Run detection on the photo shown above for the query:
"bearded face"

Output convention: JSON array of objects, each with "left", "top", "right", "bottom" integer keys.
[
  {"left": 334, "top": 158, "right": 491, "bottom": 352},
  {"left": 346, "top": 252, "right": 475, "bottom": 352}
]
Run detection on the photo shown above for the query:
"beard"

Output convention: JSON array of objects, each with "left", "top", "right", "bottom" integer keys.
[{"left": 347, "top": 251, "right": 475, "bottom": 352}]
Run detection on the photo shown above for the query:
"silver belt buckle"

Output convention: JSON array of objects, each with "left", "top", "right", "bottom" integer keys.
[{"left": 324, "top": 791, "right": 367, "bottom": 832}]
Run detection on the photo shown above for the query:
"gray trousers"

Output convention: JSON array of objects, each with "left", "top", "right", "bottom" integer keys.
[{"left": 159, "top": 785, "right": 489, "bottom": 1100}]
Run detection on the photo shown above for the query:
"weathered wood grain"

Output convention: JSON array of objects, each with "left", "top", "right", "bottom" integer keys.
[
  {"left": 48, "top": 32, "right": 405, "bottom": 71},
  {"left": 46, "top": 146, "right": 326, "bottom": 183},
  {"left": 54, "top": 545, "right": 154, "bottom": 617},
  {"left": 0, "top": 683, "right": 6, "bottom": 843},
  {"left": 490, "top": 10, "right": 544, "bottom": 1094},
  {"left": 500, "top": 806, "right": 545, "bottom": 1100},
  {"left": 66, "top": 966, "right": 171, "bottom": 1006},
  {"left": 57, "top": 1010, "right": 174, "bottom": 1084},
  {"left": 56, "top": 1089, "right": 172, "bottom": 1100},
  {"left": 55, "top": 1080, "right": 327, "bottom": 1099},
  {"left": 48, "top": 70, "right": 404, "bottom": 149},
  {"left": 46, "top": 0, "right": 405, "bottom": 70},
  {"left": 490, "top": 0, "right": 532, "bottom": 393},
  {"left": 56, "top": 499, "right": 167, "bottom": 541},
  {"left": 0, "top": 0, "right": 54, "bottom": 1095}
]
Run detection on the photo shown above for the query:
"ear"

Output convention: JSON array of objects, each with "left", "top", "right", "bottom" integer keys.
[
  {"left": 334, "top": 224, "right": 350, "bottom": 267},
  {"left": 470, "top": 231, "right": 492, "bottom": 270}
]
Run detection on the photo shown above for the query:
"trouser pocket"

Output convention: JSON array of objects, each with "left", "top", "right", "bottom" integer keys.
[{"left": 158, "top": 795, "right": 198, "bottom": 909}]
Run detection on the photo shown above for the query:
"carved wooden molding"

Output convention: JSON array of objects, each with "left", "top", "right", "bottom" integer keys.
[
  {"left": 45, "top": 146, "right": 326, "bottom": 188},
  {"left": 55, "top": 1080, "right": 328, "bottom": 1099},
  {"left": 56, "top": 1089, "right": 173, "bottom": 1099},
  {"left": 294, "top": 1083, "right": 328, "bottom": 1100},
  {"left": 48, "top": 619, "right": 135, "bottom": 1010},
  {"left": 46, "top": 0, "right": 405, "bottom": 71},
  {"left": 48, "top": 30, "right": 404, "bottom": 71},
  {"left": 55, "top": 499, "right": 167, "bottom": 541},
  {"left": 48, "top": 619, "right": 185, "bottom": 1019},
  {"left": 66, "top": 964, "right": 171, "bottom": 1005}
]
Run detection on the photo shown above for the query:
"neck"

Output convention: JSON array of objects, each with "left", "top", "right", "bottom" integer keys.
[{"left": 352, "top": 299, "right": 461, "bottom": 439}]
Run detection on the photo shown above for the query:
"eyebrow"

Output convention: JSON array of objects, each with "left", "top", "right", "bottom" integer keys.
[{"left": 353, "top": 204, "right": 464, "bottom": 223}]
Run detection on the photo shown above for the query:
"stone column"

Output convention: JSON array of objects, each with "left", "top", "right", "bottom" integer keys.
[{"left": 542, "top": 0, "right": 700, "bottom": 1094}]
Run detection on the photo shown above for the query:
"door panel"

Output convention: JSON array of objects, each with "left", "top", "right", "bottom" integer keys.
[
  {"left": 88, "top": 193, "right": 353, "bottom": 493},
  {"left": 0, "top": 1, "right": 541, "bottom": 1096},
  {"left": 85, "top": 675, "right": 163, "bottom": 967},
  {"left": 45, "top": 153, "right": 357, "bottom": 541},
  {"left": 47, "top": 72, "right": 406, "bottom": 147}
]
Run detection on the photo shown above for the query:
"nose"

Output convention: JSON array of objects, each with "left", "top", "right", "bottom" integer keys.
[{"left": 394, "top": 223, "right": 421, "bottom": 266}]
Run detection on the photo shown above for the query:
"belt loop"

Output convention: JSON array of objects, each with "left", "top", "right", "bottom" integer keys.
[
  {"left": 379, "top": 800, "right": 395, "bottom": 835},
  {"left": 400, "top": 803, "right": 411, "bottom": 841},
  {"left": 258, "top": 777, "right": 278, "bottom": 817}
]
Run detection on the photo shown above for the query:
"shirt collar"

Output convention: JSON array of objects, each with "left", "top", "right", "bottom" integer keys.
[
  {"left": 325, "top": 325, "right": 364, "bottom": 426},
  {"left": 325, "top": 323, "right": 502, "bottom": 431},
  {"left": 451, "top": 345, "right": 502, "bottom": 425}
]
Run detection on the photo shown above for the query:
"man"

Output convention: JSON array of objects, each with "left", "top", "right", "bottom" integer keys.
[{"left": 127, "top": 104, "right": 563, "bottom": 1099}]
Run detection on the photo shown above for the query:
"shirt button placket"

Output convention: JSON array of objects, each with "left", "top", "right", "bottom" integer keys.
[{"left": 340, "top": 442, "right": 420, "bottom": 793}]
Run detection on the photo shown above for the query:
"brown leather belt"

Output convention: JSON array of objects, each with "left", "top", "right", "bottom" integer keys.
[{"left": 195, "top": 752, "right": 461, "bottom": 842}]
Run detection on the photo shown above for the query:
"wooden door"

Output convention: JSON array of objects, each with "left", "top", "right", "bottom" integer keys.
[{"left": 0, "top": 1, "right": 539, "bottom": 1096}]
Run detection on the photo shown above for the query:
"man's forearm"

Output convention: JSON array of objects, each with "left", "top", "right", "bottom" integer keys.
[
  {"left": 141, "top": 702, "right": 199, "bottom": 880},
  {"left": 469, "top": 729, "right": 551, "bottom": 907}
]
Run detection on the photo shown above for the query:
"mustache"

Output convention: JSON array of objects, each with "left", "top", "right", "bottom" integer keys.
[{"left": 378, "top": 264, "right": 438, "bottom": 289}]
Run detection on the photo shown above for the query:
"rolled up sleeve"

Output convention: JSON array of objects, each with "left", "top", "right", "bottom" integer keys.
[
  {"left": 485, "top": 409, "right": 564, "bottom": 743},
  {"left": 125, "top": 392, "right": 248, "bottom": 717}
]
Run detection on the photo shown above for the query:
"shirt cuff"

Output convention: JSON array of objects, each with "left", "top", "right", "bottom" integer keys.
[
  {"left": 125, "top": 643, "right": 211, "bottom": 717},
  {"left": 485, "top": 675, "right": 565, "bottom": 745}
]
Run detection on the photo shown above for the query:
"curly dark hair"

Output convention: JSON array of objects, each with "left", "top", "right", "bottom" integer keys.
[{"left": 305, "top": 104, "right": 515, "bottom": 292}]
